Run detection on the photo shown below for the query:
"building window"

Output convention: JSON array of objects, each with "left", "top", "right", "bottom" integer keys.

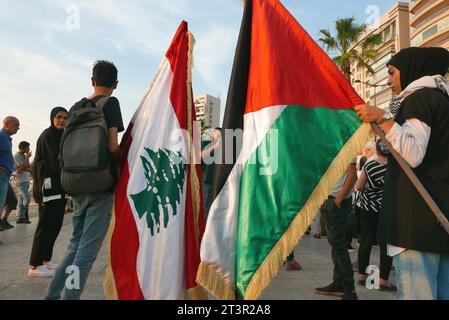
[
  {"left": 412, "top": 15, "right": 449, "bottom": 46},
  {"left": 422, "top": 25, "right": 438, "bottom": 40},
  {"left": 381, "top": 22, "right": 396, "bottom": 43}
]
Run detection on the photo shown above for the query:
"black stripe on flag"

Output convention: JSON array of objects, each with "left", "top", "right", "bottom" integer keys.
[{"left": 210, "top": 0, "right": 253, "bottom": 201}]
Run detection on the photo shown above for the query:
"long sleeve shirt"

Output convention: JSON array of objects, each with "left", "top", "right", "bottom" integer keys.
[{"left": 385, "top": 118, "right": 431, "bottom": 257}]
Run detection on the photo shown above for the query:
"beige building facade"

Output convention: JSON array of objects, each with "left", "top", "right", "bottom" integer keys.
[
  {"left": 410, "top": 0, "right": 449, "bottom": 50},
  {"left": 350, "top": 2, "right": 410, "bottom": 110}
]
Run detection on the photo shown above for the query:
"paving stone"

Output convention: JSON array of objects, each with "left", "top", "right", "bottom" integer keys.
[{"left": 1, "top": 206, "right": 399, "bottom": 300}]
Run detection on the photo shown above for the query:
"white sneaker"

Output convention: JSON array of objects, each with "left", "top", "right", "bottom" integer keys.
[
  {"left": 45, "top": 261, "right": 58, "bottom": 270},
  {"left": 27, "top": 265, "right": 55, "bottom": 278}
]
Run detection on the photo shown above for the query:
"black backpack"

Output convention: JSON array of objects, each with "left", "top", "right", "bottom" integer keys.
[{"left": 60, "top": 97, "right": 114, "bottom": 194}]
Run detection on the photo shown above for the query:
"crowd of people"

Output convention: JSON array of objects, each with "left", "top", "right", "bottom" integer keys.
[
  {"left": 311, "top": 140, "right": 395, "bottom": 300},
  {"left": 0, "top": 60, "right": 124, "bottom": 300},
  {"left": 1, "top": 46, "right": 449, "bottom": 300},
  {"left": 312, "top": 47, "right": 449, "bottom": 300}
]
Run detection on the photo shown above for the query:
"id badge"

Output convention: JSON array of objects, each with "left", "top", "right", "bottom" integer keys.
[{"left": 44, "top": 178, "right": 52, "bottom": 189}]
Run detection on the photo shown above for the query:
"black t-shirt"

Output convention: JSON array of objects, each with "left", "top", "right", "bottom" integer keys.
[
  {"left": 379, "top": 88, "right": 449, "bottom": 254},
  {"left": 90, "top": 96, "right": 125, "bottom": 132},
  {"left": 70, "top": 96, "right": 124, "bottom": 132},
  {"left": 70, "top": 95, "right": 125, "bottom": 192}
]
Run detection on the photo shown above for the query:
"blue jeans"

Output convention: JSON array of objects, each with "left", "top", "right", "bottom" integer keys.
[
  {"left": 17, "top": 181, "right": 30, "bottom": 219},
  {"left": 393, "top": 249, "right": 449, "bottom": 300},
  {"left": 0, "top": 174, "right": 9, "bottom": 213},
  {"left": 45, "top": 192, "right": 113, "bottom": 300}
]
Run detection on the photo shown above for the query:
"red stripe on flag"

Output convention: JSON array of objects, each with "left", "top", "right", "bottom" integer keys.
[
  {"left": 111, "top": 126, "right": 145, "bottom": 300},
  {"left": 165, "top": 20, "right": 189, "bottom": 130},
  {"left": 245, "top": 0, "right": 363, "bottom": 114}
]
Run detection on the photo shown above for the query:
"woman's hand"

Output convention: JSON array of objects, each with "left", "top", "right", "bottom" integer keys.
[{"left": 354, "top": 104, "right": 385, "bottom": 123}]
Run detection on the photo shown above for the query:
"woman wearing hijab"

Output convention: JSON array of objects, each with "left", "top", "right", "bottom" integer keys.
[
  {"left": 28, "top": 107, "right": 68, "bottom": 278},
  {"left": 355, "top": 47, "right": 449, "bottom": 300}
]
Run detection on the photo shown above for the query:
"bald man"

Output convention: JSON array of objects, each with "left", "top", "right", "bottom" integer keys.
[{"left": 0, "top": 116, "right": 20, "bottom": 231}]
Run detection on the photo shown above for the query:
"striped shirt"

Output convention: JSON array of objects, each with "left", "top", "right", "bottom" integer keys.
[{"left": 360, "top": 160, "right": 387, "bottom": 213}]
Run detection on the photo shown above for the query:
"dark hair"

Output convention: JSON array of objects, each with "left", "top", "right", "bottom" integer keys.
[
  {"left": 92, "top": 60, "right": 118, "bottom": 88},
  {"left": 376, "top": 139, "right": 390, "bottom": 156},
  {"left": 19, "top": 141, "right": 30, "bottom": 150}
]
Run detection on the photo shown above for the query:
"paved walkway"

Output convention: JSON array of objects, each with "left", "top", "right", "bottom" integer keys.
[{"left": 0, "top": 206, "right": 397, "bottom": 300}]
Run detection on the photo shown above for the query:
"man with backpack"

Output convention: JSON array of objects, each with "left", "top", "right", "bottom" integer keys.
[{"left": 45, "top": 60, "right": 124, "bottom": 300}]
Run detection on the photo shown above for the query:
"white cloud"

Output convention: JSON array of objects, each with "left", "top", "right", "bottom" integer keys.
[
  {"left": 194, "top": 24, "right": 237, "bottom": 91},
  {"left": 1, "top": 0, "right": 246, "bottom": 152}
]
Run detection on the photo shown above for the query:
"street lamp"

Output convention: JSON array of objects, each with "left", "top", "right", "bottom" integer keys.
[{"left": 354, "top": 79, "right": 389, "bottom": 107}]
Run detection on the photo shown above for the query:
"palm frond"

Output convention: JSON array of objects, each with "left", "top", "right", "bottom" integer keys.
[
  {"left": 362, "top": 33, "right": 382, "bottom": 50},
  {"left": 318, "top": 29, "right": 340, "bottom": 52}
]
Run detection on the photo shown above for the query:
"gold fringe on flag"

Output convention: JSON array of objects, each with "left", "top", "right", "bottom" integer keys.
[
  {"left": 103, "top": 207, "right": 119, "bottom": 300},
  {"left": 196, "top": 261, "right": 236, "bottom": 300},
  {"left": 186, "top": 30, "right": 208, "bottom": 300},
  {"left": 187, "top": 285, "right": 209, "bottom": 300},
  {"left": 186, "top": 31, "right": 201, "bottom": 245},
  {"left": 244, "top": 122, "right": 372, "bottom": 300}
]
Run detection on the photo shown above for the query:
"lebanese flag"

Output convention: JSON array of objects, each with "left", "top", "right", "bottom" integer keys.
[
  {"left": 104, "top": 21, "right": 206, "bottom": 300},
  {"left": 197, "top": 0, "right": 370, "bottom": 300}
]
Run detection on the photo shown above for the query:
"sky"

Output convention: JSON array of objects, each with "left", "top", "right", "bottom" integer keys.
[{"left": 0, "top": 0, "right": 399, "bottom": 154}]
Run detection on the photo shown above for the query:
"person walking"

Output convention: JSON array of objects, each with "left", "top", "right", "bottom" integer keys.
[
  {"left": 0, "top": 117, "right": 20, "bottom": 232},
  {"left": 28, "top": 107, "right": 68, "bottom": 278},
  {"left": 14, "top": 141, "right": 32, "bottom": 224}
]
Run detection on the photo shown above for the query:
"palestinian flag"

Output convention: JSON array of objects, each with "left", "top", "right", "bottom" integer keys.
[
  {"left": 104, "top": 21, "right": 206, "bottom": 300},
  {"left": 196, "top": 0, "right": 370, "bottom": 300}
]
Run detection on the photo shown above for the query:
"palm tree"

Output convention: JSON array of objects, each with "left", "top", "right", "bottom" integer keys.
[{"left": 319, "top": 17, "right": 382, "bottom": 81}]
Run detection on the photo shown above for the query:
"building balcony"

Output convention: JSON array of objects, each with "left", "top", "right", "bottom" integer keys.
[
  {"left": 411, "top": 12, "right": 449, "bottom": 46},
  {"left": 410, "top": 0, "right": 449, "bottom": 28},
  {"left": 410, "top": 0, "right": 435, "bottom": 14}
]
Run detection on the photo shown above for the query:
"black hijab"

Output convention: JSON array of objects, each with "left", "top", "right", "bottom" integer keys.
[
  {"left": 387, "top": 47, "right": 449, "bottom": 91},
  {"left": 33, "top": 107, "right": 68, "bottom": 201},
  {"left": 47, "top": 106, "right": 68, "bottom": 149},
  {"left": 37, "top": 107, "right": 68, "bottom": 175}
]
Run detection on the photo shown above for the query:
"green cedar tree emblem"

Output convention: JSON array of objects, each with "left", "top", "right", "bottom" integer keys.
[{"left": 130, "top": 147, "right": 186, "bottom": 236}]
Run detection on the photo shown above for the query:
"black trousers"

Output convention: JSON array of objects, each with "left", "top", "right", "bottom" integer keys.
[
  {"left": 358, "top": 211, "right": 393, "bottom": 280},
  {"left": 29, "top": 199, "right": 66, "bottom": 267},
  {"left": 324, "top": 196, "right": 354, "bottom": 292}
]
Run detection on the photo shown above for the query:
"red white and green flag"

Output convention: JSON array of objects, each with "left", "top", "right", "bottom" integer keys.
[
  {"left": 197, "top": 0, "right": 370, "bottom": 300},
  {"left": 104, "top": 21, "right": 206, "bottom": 300}
]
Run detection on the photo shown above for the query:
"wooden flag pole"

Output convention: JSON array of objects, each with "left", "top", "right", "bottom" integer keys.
[{"left": 371, "top": 122, "right": 449, "bottom": 235}]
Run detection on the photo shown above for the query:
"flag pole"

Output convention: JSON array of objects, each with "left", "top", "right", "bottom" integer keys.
[{"left": 371, "top": 123, "right": 449, "bottom": 235}]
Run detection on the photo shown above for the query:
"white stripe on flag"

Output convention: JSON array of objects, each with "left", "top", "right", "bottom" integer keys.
[
  {"left": 200, "top": 105, "right": 286, "bottom": 282},
  {"left": 126, "top": 58, "right": 188, "bottom": 299}
]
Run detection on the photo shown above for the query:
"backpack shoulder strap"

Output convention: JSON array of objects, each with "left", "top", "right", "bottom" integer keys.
[{"left": 95, "top": 96, "right": 111, "bottom": 110}]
